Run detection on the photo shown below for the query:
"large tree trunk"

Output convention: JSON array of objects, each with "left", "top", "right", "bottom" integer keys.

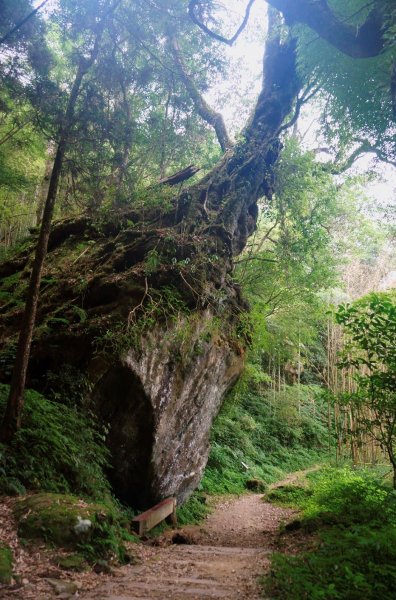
[{"left": 185, "top": 33, "right": 300, "bottom": 254}]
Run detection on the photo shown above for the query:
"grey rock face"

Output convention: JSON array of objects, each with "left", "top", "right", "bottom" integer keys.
[{"left": 92, "top": 311, "right": 243, "bottom": 509}]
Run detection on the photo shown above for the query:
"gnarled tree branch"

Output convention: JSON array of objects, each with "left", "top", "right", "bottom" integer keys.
[
  {"left": 331, "top": 139, "right": 396, "bottom": 173},
  {"left": 170, "top": 37, "right": 233, "bottom": 152},
  {"left": 279, "top": 82, "right": 320, "bottom": 133},
  {"left": 158, "top": 165, "right": 201, "bottom": 186},
  {"left": 266, "top": 0, "right": 383, "bottom": 58}
]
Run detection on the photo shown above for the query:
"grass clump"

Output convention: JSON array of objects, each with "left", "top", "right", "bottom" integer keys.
[
  {"left": 177, "top": 492, "right": 210, "bottom": 525},
  {"left": 0, "top": 383, "right": 110, "bottom": 498},
  {"left": 265, "top": 484, "right": 312, "bottom": 507},
  {"left": 266, "top": 466, "right": 396, "bottom": 599},
  {"left": 0, "top": 544, "right": 13, "bottom": 584}
]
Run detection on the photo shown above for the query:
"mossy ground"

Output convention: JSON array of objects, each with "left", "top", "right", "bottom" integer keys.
[
  {"left": 56, "top": 553, "right": 88, "bottom": 572},
  {"left": 13, "top": 493, "right": 131, "bottom": 564}
]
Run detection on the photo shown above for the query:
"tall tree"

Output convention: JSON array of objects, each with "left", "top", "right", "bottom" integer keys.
[{"left": 0, "top": 0, "right": 121, "bottom": 442}]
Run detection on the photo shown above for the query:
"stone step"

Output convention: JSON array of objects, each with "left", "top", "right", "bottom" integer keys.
[
  {"left": 125, "top": 581, "right": 235, "bottom": 596},
  {"left": 82, "top": 545, "right": 267, "bottom": 600},
  {"left": 168, "top": 544, "right": 267, "bottom": 556}
]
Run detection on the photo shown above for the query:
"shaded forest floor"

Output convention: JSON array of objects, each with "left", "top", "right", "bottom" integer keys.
[{"left": 0, "top": 483, "right": 305, "bottom": 600}]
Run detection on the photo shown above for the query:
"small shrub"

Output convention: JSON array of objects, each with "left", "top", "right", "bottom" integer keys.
[
  {"left": 245, "top": 478, "right": 266, "bottom": 492},
  {"left": 177, "top": 492, "right": 210, "bottom": 525}
]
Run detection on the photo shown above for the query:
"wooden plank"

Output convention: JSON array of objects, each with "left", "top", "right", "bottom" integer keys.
[{"left": 132, "top": 497, "right": 177, "bottom": 535}]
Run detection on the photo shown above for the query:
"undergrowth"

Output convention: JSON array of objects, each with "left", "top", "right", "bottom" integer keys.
[
  {"left": 265, "top": 484, "right": 313, "bottom": 507},
  {"left": 201, "top": 378, "right": 330, "bottom": 495},
  {"left": 265, "top": 466, "right": 396, "bottom": 599},
  {"left": 0, "top": 383, "right": 110, "bottom": 499},
  {"left": 177, "top": 492, "right": 211, "bottom": 525}
]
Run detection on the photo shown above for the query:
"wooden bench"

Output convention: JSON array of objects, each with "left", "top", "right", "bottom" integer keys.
[{"left": 132, "top": 497, "right": 177, "bottom": 536}]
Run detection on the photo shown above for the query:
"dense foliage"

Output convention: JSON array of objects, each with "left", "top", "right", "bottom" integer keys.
[
  {"left": 0, "top": 383, "right": 110, "bottom": 498},
  {"left": 335, "top": 291, "right": 396, "bottom": 484},
  {"left": 266, "top": 466, "right": 396, "bottom": 599},
  {"left": 202, "top": 380, "right": 330, "bottom": 495},
  {"left": 0, "top": 0, "right": 226, "bottom": 253}
]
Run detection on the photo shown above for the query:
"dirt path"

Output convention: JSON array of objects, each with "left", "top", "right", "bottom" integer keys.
[
  {"left": 1, "top": 470, "right": 314, "bottom": 599},
  {"left": 81, "top": 494, "right": 295, "bottom": 600}
]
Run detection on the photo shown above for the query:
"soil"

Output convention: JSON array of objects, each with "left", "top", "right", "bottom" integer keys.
[
  {"left": 0, "top": 490, "right": 298, "bottom": 600},
  {"left": 82, "top": 494, "right": 295, "bottom": 600}
]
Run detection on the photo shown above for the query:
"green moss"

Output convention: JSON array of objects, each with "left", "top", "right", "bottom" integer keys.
[
  {"left": 13, "top": 493, "right": 130, "bottom": 564},
  {"left": 0, "top": 290, "right": 12, "bottom": 302},
  {"left": 0, "top": 544, "right": 13, "bottom": 584},
  {"left": 57, "top": 553, "right": 88, "bottom": 572},
  {"left": 14, "top": 493, "right": 110, "bottom": 547},
  {"left": 1, "top": 271, "right": 21, "bottom": 290}
]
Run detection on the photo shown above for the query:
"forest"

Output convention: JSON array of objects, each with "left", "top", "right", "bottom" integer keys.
[{"left": 0, "top": 0, "right": 395, "bottom": 598}]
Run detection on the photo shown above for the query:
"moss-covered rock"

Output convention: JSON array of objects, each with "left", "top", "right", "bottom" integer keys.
[
  {"left": 13, "top": 493, "right": 129, "bottom": 563},
  {"left": 56, "top": 553, "right": 88, "bottom": 572},
  {"left": 0, "top": 544, "right": 13, "bottom": 584},
  {"left": 14, "top": 493, "right": 107, "bottom": 546}
]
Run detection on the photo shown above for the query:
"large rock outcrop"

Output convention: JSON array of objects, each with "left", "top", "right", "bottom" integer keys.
[
  {"left": 0, "top": 214, "right": 247, "bottom": 508},
  {"left": 92, "top": 312, "right": 243, "bottom": 507},
  {"left": 0, "top": 32, "right": 300, "bottom": 508}
]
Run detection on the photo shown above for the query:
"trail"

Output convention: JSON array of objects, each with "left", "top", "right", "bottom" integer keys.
[{"left": 81, "top": 494, "right": 295, "bottom": 600}]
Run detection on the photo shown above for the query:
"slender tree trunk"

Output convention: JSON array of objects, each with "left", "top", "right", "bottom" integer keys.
[
  {"left": 0, "top": 141, "right": 66, "bottom": 442},
  {"left": 0, "top": 0, "right": 50, "bottom": 46},
  {"left": 0, "top": 44, "right": 101, "bottom": 442},
  {"left": 36, "top": 143, "right": 55, "bottom": 225}
]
